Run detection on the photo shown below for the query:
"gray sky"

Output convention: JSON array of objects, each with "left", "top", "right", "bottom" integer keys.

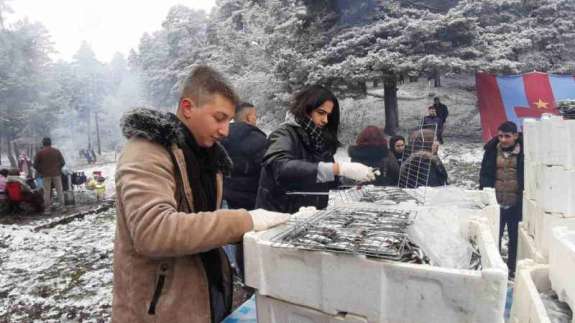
[{"left": 9, "top": 0, "right": 216, "bottom": 63}]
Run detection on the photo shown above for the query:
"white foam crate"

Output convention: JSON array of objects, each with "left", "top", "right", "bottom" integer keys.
[
  {"left": 540, "top": 117, "right": 575, "bottom": 169},
  {"left": 509, "top": 260, "right": 573, "bottom": 323},
  {"left": 245, "top": 219, "right": 508, "bottom": 323},
  {"left": 523, "top": 194, "right": 538, "bottom": 237},
  {"left": 256, "top": 294, "right": 368, "bottom": 323},
  {"left": 523, "top": 118, "right": 540, "bottom": 164},
  {"left": 550, "top": 227, "right": 575, "bottom": 313},
  {"left": 524, "top": 160, "right": 538, "bottom": 201},
  {"left": 535, "top": 165, "right": 575, "bottom": 215},
  {"left": 464, "top": 188, "right": 500, "bottom": 242},
  {"left": 518, "top": 222, "right": 546, "bottom": 264},
  {"left": 534, "top": 212, "right": 575, "bottom": 260}
]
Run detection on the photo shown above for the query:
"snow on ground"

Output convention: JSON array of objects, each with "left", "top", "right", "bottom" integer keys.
[{"left": 0, "top": 210, "right": 115, "bottom": 322}]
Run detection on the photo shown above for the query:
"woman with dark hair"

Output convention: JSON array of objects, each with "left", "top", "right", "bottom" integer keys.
[
  {"left": 255, "top": 85, "right": 375, "bottom": 213},
  {"left": 348, "top": 126, "right": 399, "bottom": 186},
  {"left": 389, "top": 135, "right": 406, "bottom": 166}
]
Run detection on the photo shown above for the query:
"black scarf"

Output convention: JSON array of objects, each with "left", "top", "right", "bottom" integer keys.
[
  {"left": 175, "top": 118, "right": 229, "bottom": 323},
  {"left": 295, "top": 115, "right": 327, "bottom": 153},
  {"left": 176, "top": 118, "right": 218, "bottom": 211}
]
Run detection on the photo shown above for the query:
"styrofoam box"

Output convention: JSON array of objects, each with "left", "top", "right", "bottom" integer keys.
[
  {"left": 523, "top": 194, "right": 538, "bottom": 237},
  {"left": 549, "top": 227, "right": 575, "bottom": 313},
  {"left": 524, "top": 160, "right": 538, "bottom": 201},
  {"left": 540, "top": 117, "right": 575, "bottom": 169},
  {"left": 256, "top": 294, "right": 369, "bottom": 323},
  {"left": 535, "top": 165, "right": 575, "bottom": 215},
  {"left": 245, "top": 219, "right": 508, "bottom": 323},
  {"left": 523, "top": 118, "right": 540, "bottom": 164},
  {"left": 518, "top": 222, "right": 546, "bottom": 264},
  {"left": 509, "top": 260, "right": 573, "bottom": 323},
  {"left": 464, "top": 188, "right": 500, "bottom": 241},
  {"left": 534, "top": 211, "right": 575, "bottom": 259}
]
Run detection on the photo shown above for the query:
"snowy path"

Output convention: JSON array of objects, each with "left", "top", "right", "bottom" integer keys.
[{"left": 0, "top": 210, "right": 115, "bottom": 322}]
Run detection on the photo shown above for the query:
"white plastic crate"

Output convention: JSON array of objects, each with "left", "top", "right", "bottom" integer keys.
[
  {"left": 509, "top": 260, "right": 573, "bottom": 323},
  {"left": 256, "top": 294, "right": 368, "bottom": 323},
  {"left": 534, "top": 212, "right": 575, "bottom": 259},
  {"left": 535, "top": 165, "right": 575, "bottom": 215},
  {"left": 549, "top": 227, "right": 575, "bottom": 313},
  {"left": 244, "top": 219, "right": 507, "bottom": 323},
  {"left": 518, "top": 222, "right": 546, "bottom": 264}
]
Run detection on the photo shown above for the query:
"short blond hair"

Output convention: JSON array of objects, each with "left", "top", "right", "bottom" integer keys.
[{"left": 180, "top": 65, "right": 239, "bottom": 106}]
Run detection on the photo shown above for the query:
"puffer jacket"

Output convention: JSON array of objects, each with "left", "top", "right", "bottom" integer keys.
[
  {"left": 221, "top": 122, "right": 267, "bottom": 210},
  {"left": 479, "top": 134, "right": 524, "bottom": 207},
  {"left": 255, "top": 122, "right": 338, "bottom": 213},
  {"left": 112, "top": 108, "right": 253, "bottom": 323}
]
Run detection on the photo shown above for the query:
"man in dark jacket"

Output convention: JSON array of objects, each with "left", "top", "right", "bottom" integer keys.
[
  {"left": 33, "top": 137, "right": 65, "bottom": 211},
  {"left": 221, "top": 102, "right": 267, "bottom": 210},
  {"left": 429, "top": 97, "right": 449, "bottom": 144},
  {"left": 479, "top": 121, "right": 524, "bottom": 277}
]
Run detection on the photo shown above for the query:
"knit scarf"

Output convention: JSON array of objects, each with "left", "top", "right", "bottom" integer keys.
[{"left": 295, "top": 115, "right": 327, "bottom": 153}]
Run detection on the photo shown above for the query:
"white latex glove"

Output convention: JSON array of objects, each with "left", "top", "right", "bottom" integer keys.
[
  {"left": 338, "top": 162, "right": 376, "bottom": 182},
  {"left": 249, "top": 209, "right": 291, "bottom": 231}
]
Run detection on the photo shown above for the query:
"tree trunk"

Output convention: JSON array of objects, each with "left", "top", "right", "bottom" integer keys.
[
  {"left": 383, "top": 76, "right": 399, "bottom": 136},
  {"left": 95, "top": 111, "right": 101, "bottom": 155},
  {"left": 434, "top": 70, "right": 441, "bottom": 87},
  {"left": 87, "top": 109, "right": 92, "bottom": 150},
  {"left": 8, "top": 139, "right": 17, "bottom": 168},
  {"left": 0, "top": 133, "right": 3, "bottom": 166}
]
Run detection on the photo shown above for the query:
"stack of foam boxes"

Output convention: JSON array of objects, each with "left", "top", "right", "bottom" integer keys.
[
  {"left": 245, "top": 211, "right": 508, "bottom": 323},
  {"left": 511, "top": 116, "right": 575, "bottom": 322}
]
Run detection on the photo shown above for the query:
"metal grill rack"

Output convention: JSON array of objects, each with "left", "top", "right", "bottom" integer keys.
[
  {"left": 271, "top": 207, "right": 429, "bottom": 264},
  {"left": 398, "top": 125, "right": 438, "bottom": 189},
  {"left": 329, "top": 186, "right": 422, "bottom": 206}
]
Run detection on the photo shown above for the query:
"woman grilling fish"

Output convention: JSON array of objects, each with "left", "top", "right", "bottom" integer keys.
[{"left": 255, "top": 85, "right": 375, "bottom": 213}]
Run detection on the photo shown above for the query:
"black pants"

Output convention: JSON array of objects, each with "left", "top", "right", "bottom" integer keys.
[
  {"left": 436, "top": 123, "right": 445, "bottom": 144},
  {"left": 498, "top": 204, "right": 522, "bottom": 276}
]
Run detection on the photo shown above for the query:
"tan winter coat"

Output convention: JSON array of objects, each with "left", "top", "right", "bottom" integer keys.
[{"left": 112, "top": 137, "right": 253, "bottom": 323}]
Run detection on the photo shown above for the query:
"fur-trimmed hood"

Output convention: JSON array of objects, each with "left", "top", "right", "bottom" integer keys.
[{"left": 120, "top": 108, "right": 233, "bottom": 174}]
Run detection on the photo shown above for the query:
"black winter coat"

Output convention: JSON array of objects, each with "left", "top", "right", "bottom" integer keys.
[
  {"left": 479, "top": 135, "right": 524, "bottom": 196},
  {"left": 399, "top": 151, "right": 448, "bottom": 188},
  {"left": 255, "top": 123, "right": 338, "bottom": 213},
  {"left": 348, "top": 145, "right": 399, "bottom": 186},
  {"left": 221, "top": 122, "right": 267, "bottom": 210}
]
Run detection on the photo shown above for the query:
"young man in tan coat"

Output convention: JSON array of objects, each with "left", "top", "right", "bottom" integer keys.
[{"left": 112, "top": 66, "right": 289, "bottom": 323}]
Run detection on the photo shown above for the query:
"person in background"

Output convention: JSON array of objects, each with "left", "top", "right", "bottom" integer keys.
[
  {"left": 220, "top": 102, "right": 267, "bottom": 282},
  {"left": 389, "top": 135, "right": 406, "bottom": 166},
  {"left": 399, "top": 128, "right": 448, "bottom": 188},
  {"left": 0, "top": 169, "right": 8, "bottom": 213},
  {"left": 479, "top": 121, "right": 524, "bottom": 278},
  {"left": 429, "top": 97, "right": 449, "bottom": 144},
  {"left": 112, "top": 65, "right": 289, "bottom": 323},
  {"left": 5, "top": 168, "right": 44, "bottom": 213},
  {"left": 422, "top": 106, "right": 442, "bottom": 133},
  {"left": 348, "top": 126, "right": 399, "bottom": 186},
  {"left": 221, "top": 102, "right": 267, "bottom": 210},
  {"left": 18, "top": 152, "right": 33, "bottom": 178},
  {"left": 33, "top": 137, "right": 65, "bottom": 212},
  {"left": 255, "top": 85, "right": 375, "bottom": 213}
]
